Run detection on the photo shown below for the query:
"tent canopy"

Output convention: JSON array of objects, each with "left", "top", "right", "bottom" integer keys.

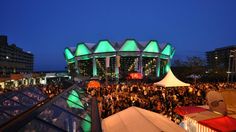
[
  {"left": 102, "top": 106, "right": 184, "bottom": 132},
  {"left": 174, "top": 106, "right": 207, "bottom": 116},
  {"left": 154, "top": 69, "right": 190, "bottom": 87},
  {"left": 185, "top": 111, "right": 223, "bottom": 121},
  {"left": 199, "top": 116, "right": 236, "bottom": 132}
]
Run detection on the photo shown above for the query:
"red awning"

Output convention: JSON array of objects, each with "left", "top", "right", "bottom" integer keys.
[
  {"left": 198, "top": 116, "right": 236, "bottom": 132},
  {"left": 174, "top": 106, "right": 207, "bottom": 116},
  {"left": 10, "top": 74, "right": 24, "bottom": 80}
]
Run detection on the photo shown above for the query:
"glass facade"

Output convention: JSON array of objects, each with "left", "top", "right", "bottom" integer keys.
[
  {"left": 0, "top": 85, "right": 98, "bottom": 132},
  {"left": 0, "top": 87, "right": 47, "bottom": 126}
]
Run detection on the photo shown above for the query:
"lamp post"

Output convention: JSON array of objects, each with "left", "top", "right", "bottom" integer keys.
[{"left": 227, "top": 50, "right": 236, "bottom": 82}]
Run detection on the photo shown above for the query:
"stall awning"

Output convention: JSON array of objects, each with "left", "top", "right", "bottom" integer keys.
[
  {"left": 198, "top": 116, "right": 236, "bottom": 132},
  {"left": 174, "top": 106, "right": 207, "bottom": 116}
]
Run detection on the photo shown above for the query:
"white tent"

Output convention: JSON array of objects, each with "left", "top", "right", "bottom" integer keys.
[
  {"left": 102, "top": 106, "right": 185, "bottom": 132},
  {"left": 154, "top": 69, "right": 190, "bottom": 87}
]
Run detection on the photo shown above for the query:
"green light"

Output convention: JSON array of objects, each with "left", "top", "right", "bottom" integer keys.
[
  {"left": 64, "top": 48, "right": 74, "bottom": 60},
  {"left": 81, "top": 114, "right": 91, "bottom": 132},
  {"left": 170, "top": 49, "right": 175, "bottom": 59},
  {"left": 80, "top": 56, "right": 91, "bottom": 60},
  {"left": 93, "top": 57, "right": 97, "bottom": 76},
  {"left": 156, "top": 58, "right": 160, "bottom": 77},
  {"left": 143, "top": 40, "right": 159, "bottom": 53},
  {"left": 67, "top": 90, "right": 84, "bottom": 109},
  {"left": 161, "top": 43, "right": 172, "bottom": 56},
  {"left": 165, "top": 61, "right": 171, "bottom": 73},
  {"left": 75, "top": 43, "right": 91, "bottom": 56},
  {"left": 94, "top": 40, "right": 115, "bottom": 53},
  {"left": 120, "top": 39, "right": 140, "bottom": 51},
  {"left": 67, "top": 60, "right": 75, "bottom": 63}
]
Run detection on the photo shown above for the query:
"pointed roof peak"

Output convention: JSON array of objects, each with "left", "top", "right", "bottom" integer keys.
[
  {"left": 119, "top": 39, "right": 141, "bottom": 52},
  {"left": 154, "top": 69, "right": 190, "bottom": 87},
  {"left": 75, "top": 43, "right": 91, "bottom": 56},
  {"left": 94, "top": 40, "right": 116, "bottom": 53},
  {"left": 143, "top": 40, "right": 160, "bottom": 53}
]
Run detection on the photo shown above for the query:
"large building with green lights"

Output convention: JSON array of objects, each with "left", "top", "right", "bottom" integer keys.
[{"left": 64, "top": 39, "right": 175, "bottom": 80}]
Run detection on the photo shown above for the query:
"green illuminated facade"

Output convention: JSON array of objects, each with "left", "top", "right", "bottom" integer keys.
[
  {"left": 64, "top": 39, "right": 175, "bottom": 79},
  {"left": 64, "top": 48, "right": 75, "bottom": 63},
  {"left": 143, "top": 40, "right": 159, "bottom": 53},
  {"left": 67, "top": 90, "right": 84, "bottom": 109},
  {"left": 94, "top": 40, "right": 115, "bottom": 53},
  {"left": 75, "top": 43, "right": 91, "bottom": 56},
  {"left": 119, "top": 40, "right": 140, "bottom": 52}
]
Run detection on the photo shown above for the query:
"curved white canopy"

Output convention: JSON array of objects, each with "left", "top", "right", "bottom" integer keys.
[
  {"left": 102, "top": 106, "right": 185, "bottom": 132},
  {"left": 154, "top": 69, "right": 190, "bottom": 87}
]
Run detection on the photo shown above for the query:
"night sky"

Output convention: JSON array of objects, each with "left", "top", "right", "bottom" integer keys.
[{"left": 1, "top": 0, "right": 236, "bottom": 71}]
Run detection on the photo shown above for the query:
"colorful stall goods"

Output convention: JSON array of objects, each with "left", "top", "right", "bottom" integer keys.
[
  {"left": 129, "top": 73, "right": 143, "bottom": 80},
  {"left": 87, "top": 80, "right": 101, "bottom": 89}
]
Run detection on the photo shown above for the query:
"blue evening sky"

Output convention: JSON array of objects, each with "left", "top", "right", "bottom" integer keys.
[{"left": 1, "top": 0, "right": 236, "bottom": 71}]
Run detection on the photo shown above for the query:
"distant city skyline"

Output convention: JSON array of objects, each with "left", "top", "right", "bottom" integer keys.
[{"left": 1, "top": 0, "right": 236, "bottom": 71}]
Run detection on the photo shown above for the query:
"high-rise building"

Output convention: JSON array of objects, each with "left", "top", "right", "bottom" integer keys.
[
  {"left": 0, "top": 35, "right": 34, "bottom": 75},
  {"left": 206, "top": 45, "right": 236, "bottom": 73}
]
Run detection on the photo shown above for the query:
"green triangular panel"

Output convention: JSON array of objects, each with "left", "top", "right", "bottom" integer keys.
[
  {"left": 143, "top": 41, "right": 159, "bottom": 53},
  {"left": 94, "top": 40, "right": 115, "bottom": 53},
  {"left": 170, "top": 49, "right": 175, "bottom": 59},
  {"left": 64, "top": 48, "right": 74, "bottom": 60},
  {"left": 161, "top": 43, "right": 172, "bottom": 56},
  {"left": 67, "top": 90, "right": 84, "bottom": 109},
  {"left": 67, "top": 60, "right": 75, "bottom": 63},
  {"left": 75, "top": 43, "right": 91, "bottom": 56},
  {"left": 119, "top": 40, "right": 140, "bottom": 52},
  {"left": 82, "top": 114, "right": 91, "bottom": 132},
  {"left": 165, "top": 62, "right": 171, "bottom": 73}
]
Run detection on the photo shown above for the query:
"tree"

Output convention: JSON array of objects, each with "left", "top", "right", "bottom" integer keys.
[
  {"left": 172, "top": 56, "right": 206, "bottom": 82},
  {"left": 186, "top": 56, "right": 206, "bottom": 67}
]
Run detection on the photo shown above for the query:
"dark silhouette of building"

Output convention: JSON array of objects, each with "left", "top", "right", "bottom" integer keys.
[
  {"left": 206, "top": 45, "right": 236, "bottom": 81},
  {"left": 0, "top": 35, "right": 34, "bottom": 75},
  {"left": 206, "top": 45, "right": 236, "bottom": 71}
]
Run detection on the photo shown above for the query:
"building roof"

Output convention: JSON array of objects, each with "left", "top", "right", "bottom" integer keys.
[
  {"left": 206, "top": 45, "right": 236, "bottom": 53},
  {"left": 65, "top": 39, "right": 175, "bottom": 61}
]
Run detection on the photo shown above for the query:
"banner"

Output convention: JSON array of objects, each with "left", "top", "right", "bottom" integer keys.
[
  {"left": 116, "top": 55, "right": 120, "bottom": 67},
  {"left": 134, "top": 58, "right": 139, "bottom": 71},
  {"left": 106, "top": 56, "right": 110, "bottom": 68}
]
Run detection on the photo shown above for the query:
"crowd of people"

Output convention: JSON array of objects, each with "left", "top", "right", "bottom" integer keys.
[
  {"left": 0, "top": 78, "right": 66, "bottom": 98},
  {"left": 88, "top": 81, "right": 236, "bottom": 124},
  {"left": 2, "top": 76, "right": 236, "bottom": 125},
  {"left": 40, "top": 82, "right": 65, "bottom": 98}
]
